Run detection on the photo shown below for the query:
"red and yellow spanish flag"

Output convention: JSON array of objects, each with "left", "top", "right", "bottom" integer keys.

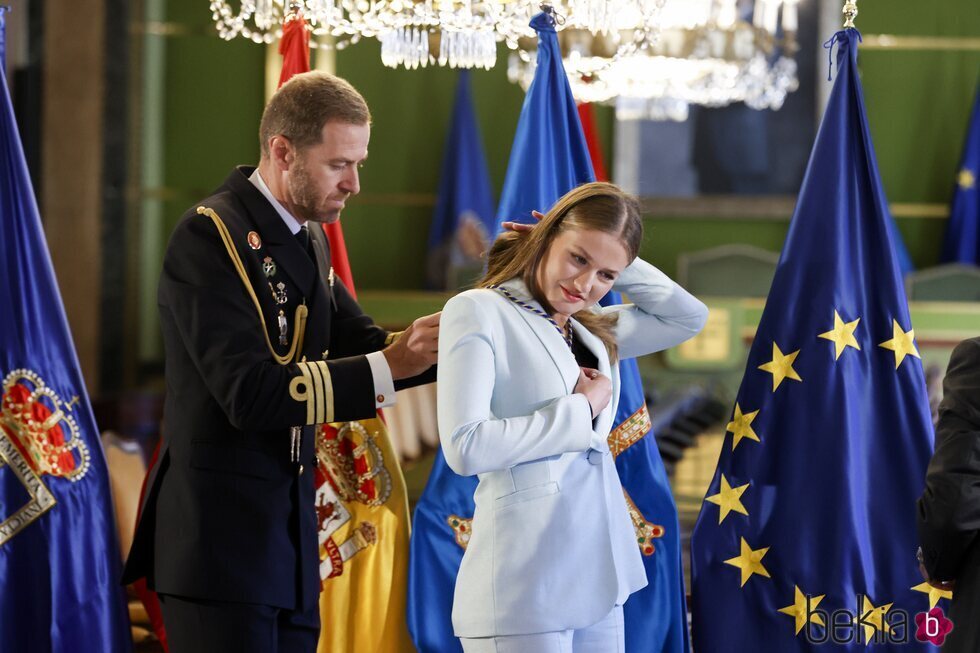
[{"left": 277, "top": 12, "right": 415, "bottom": 653}]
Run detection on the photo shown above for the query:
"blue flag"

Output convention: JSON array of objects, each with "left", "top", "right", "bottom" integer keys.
[
  {"left": 493, "top": 14, "right": 593, "bottom": 231},
  {"left": 407, "top": 449, "right": 479, "bottom": 652},
  {"left": 408, "top": 69, "right": 496, "bottom": 652},
  {"left": 941, "top": 87, "right": 980, "bottom": 264},
  {"left": 407, "top": 12, "right": 689, "bottom": 653},
  {"left": 426, "top": 70, "right": 496, "bottom": 290},
  {"left": 690, "top": 30, "right": 937, "bottom": 651},
  {"left": 0, "top": 12, "right": 133, "bottom": 653}
]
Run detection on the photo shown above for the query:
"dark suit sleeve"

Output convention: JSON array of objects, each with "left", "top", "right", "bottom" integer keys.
[
  {"left": 325, "top": 275, "right": 437, "bottom": 391},
  {"left": 160, "top": 214, "right": 378, "bottom": 429},
  {"left": 327, "top": 277, "right": 389, "bottom": 358},
  {"left": 917, "top": 338, "right": 980, "bottom": 580}
]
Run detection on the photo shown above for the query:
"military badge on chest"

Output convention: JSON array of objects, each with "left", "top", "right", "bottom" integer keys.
[
  {"left": 262, "top": 256, "right": 276, "bottom": 277},
  {"left": 246, "top": 234, "right": 299, "bottom": 349}
]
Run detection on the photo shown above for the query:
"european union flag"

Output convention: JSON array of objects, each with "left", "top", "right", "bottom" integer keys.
[
  {"left": 426, "top": 70, "right": 496, "bottom": 290},
  {"left": 690, "top": 29, "right": 937, "bottom": 651},
  {"left": 407, "top": 11, "right": 689, "bottom": 653},
  {"left": 0, "top": 11, "right": 133, "bottom": 652},
  {"left": 941, "top": 87, "right": 980, "bottom": 264}
]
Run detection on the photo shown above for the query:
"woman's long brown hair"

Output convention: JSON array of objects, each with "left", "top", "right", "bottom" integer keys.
[{"left": 481, "top": 182, "right": 643, "bottom": 363}]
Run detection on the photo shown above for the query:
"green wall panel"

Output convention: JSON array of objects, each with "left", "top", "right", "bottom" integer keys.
[
  {"left": 335, "top": 40, "right": 525, "bottom": 288},
  {"left": 162, "top": 32, "right": 264, "bottom": 194},
  {"left": 861, "top": 50, "right": 980, "bottom": 205},
  {"left": 642, "top": 219, "right": 791, "bottom": 280},
  {"left": 340, "top": 204, "right": 433, "bottom": 289},
  {"left": 894, "top": 216, "right": 948, "bottom": 269},
  {"left": 859, "top": 1, "right": 980, "bottom": 38}
]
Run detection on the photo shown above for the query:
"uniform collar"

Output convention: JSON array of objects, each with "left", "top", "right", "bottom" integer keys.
[{"left": 248, "top": 168, "right": 303, "bottom": 236}]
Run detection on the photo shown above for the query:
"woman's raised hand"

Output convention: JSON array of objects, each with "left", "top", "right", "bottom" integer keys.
[
  {"left": 574, "top": 367, "right": 611, "bottom": 419},
  {"left": 500, "top": 210, "right": 545, "bottom": 233}
]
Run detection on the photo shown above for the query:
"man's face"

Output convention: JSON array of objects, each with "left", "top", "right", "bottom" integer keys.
[{"left": 286, "top": 121, "right": 370, "bottom": 224}]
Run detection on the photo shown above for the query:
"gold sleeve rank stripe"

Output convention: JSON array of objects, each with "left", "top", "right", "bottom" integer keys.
[{"left": 289, "top": 360, "right": 335, "bottom": 425}]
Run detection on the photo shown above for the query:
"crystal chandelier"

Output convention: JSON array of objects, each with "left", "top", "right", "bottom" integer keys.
[
  {"left": 209, "top": 0, "right": 666, "bottom": 70},
  {"left": 508, "top": 0, "right": 801, "bottom": 121}
]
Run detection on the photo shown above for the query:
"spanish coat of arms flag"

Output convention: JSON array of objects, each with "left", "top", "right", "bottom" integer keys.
[{"left": 0, "top": 8, "right": 133, "bottom": 652}]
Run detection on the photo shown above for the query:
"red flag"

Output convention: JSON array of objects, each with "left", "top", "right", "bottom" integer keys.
[
  {"left": 577, "top": 102, "right": 608, "bottom": 182},
  {"left": 278, "top": 13, "right": 311, "bottom": 88}
]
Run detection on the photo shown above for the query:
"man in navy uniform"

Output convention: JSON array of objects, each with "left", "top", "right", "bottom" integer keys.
[
  {"left": 918, "top": 336, "right": 980, "bottom": 652},
  {"left": 123, "top": 71, "right": 439, "bottom": 653}
]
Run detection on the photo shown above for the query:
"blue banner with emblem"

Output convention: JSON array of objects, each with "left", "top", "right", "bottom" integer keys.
[
  {"left": 0, "top": 11, "right": 133, "bottom": 652},
  {"left": 426, "top": 70, "right": 496, "bottom": 290},
  {"left": 941, "top": 86, "right": 980, "bottom": 265},
  {"left": 690, "top": 29, "right": 938, "bottom": 651},
  {"left": 408, "top": 70, "right": 494, "bottom": 653},
  {"left": 407, "top": 11, "right": 689, "bottom": 653}
]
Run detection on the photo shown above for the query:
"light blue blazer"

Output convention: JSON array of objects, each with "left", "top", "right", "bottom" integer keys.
[{"left": 437, "top": 257, "right": 709, "bottom": 638}]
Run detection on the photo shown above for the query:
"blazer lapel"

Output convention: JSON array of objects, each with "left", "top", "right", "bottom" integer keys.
[
  {"left": 302, "top": 227, "right": 335, "bottom": 354},
  {"left": 498, "top": 280, "right": 579, "bottom": 394},
  {"left": 570, "top": 317, "right": 616, "bottom": 440},
  {"left": 226, "top": 166, "right": 316, "bottom": 295}
]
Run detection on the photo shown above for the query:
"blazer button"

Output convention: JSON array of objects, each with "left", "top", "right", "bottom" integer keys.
[
  {"left": 298, "top": 464, "right": 305, "bottom": 476},
  {"left": 313, "top": 455, "right": 320, "bottom": 468},
  {"left": 587, "top": 449, "right": 604, "bottom": 465}
]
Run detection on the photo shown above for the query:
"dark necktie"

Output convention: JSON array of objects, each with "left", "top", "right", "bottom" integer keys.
[{"left": 295, "top": 225, "right": 314, "bottom": 262}]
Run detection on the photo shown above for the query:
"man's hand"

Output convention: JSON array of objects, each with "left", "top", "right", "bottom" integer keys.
[
  {"left": 919, "top": 561, "right": 956, "bottom": 592},
  {"left": 574, "top": 367, "right": 611, "bottom": 419},
  {"left": 500, "top": 210, "right": 544, "bottom": 233},
  {"left": 383, "top": 312, "right": 440, "bottom": 380}
]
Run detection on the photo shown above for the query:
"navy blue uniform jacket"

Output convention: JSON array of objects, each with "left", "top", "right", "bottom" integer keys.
[{"left": 123, "top": 166, "right": 426, "bottom": 612}]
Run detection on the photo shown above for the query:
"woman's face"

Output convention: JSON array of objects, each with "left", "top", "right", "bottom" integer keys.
[{"left": 537, "top": 227, "right": 631, "bottom": 324}]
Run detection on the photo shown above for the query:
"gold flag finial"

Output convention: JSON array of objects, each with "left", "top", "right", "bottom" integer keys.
[{"left": 842, "top": 0, "right": 858, "bottom": 28}]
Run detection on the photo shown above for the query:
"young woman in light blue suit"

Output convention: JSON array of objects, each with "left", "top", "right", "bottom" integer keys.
[{"left": 437, "top": 182, "right": 709, "bottom": 653}]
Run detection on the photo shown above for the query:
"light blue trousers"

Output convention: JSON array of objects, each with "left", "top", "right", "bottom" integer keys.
[{"left": 459, "top": 605, "right": 625, "bottom": 653}]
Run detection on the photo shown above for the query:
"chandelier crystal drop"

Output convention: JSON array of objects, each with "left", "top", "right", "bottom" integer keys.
[
  {"left": 209, "top": 0, "right": 666, "bottom": 69},
  {"left": 508, "top": 0, "right": 801, "bottom": 120}
]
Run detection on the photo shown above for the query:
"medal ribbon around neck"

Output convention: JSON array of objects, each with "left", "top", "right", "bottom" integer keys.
[{"left": 490, "top": 285, "right": 573, "bottom": 350}]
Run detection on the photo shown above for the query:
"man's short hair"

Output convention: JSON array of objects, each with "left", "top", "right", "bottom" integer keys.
[{"left": 259, "top": 71, "right": 371, "bottom": 157}]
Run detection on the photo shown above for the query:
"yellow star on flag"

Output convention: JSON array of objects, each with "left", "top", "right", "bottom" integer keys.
[
  {"left": 705, "top": 474, "right": 750, "bottom": 524},
  {"left": 818, "top": 310, "right": 861, "bottom": 360},
  {"left": 727, "top": 403, "right": 760, "bottom": 451},
  {"left": 854, "top": 595, "right": 893, "bottom": 642},
  {"left": 912, "top": 581, "right": 953, "bottom": 609},
  {"left": 758, "top": 342, "right": 802, "bottom": 391},
  {"left": 878, "top": 320, "right": 920, "bottom": 369},
  {"left": 724, "top": 537, "right": 771, "bottom": 587},
  {"left": 778, "top": 585, "right": 826, "bottom": 635},
  {"left": 958, "top": 167, "right": 975, "bottom": 190}
]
